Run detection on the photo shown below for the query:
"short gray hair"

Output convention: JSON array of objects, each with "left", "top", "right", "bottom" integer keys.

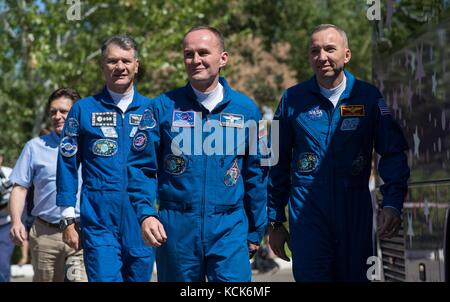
[
  {"left": 101, "top": 35, "right": 139, "bottom": 60},
  {"left": 311, "top": 24, "right": 349, "bottom": 48}
]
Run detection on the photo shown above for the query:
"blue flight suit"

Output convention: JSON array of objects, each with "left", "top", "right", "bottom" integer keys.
[
  {"left": 268, "top": 71, "right": 410, "bottom": 281},
  {"left": 56, "top": 88, "right": 154, "bottom": 282},
  {"left": 127, "top": 77, "right": 267, "bottom": 282}
]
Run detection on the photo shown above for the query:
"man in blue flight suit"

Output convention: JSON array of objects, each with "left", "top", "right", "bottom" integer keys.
[
  {"left": 127, "top": 26, "right": 267, "bottom": 281},
  {"left": 267, "top": 24, "right": 410, "bottom": 281},
  {"left": 56, "top": 35, "right": 154, "bottom": 281}
]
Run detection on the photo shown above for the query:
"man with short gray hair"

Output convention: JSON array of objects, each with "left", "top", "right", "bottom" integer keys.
[{"left": 56, "top": 35, "right": 154, "bottom": 281}]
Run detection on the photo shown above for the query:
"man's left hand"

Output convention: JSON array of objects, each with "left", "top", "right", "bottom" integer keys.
[
  {"left": 377, "top": 207, "right": 402, "bottom": 239},
  {"left": 63, "top": 223, "right": 82, "bottom": 250},
  {"left": 248, "top": 242, "right": 259, "bottom": 259}
]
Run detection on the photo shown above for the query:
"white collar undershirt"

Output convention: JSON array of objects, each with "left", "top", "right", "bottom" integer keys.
[
  {"left": 191, "top": 82, "right": 224, "bottom": 113},
  {"left": 318, "top": 74, "right": 347, "bottom": 108},
  {"left": 107, "top": 87, "right": 134, "bottom": 113}
]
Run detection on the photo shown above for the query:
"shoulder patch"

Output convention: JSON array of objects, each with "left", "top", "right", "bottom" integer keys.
[
  {"left": 378, "top": 98, "right": 391, "bottom": 116},
  {"left": 65, "top": 118, "right": 80, "bottom": 136},
  {"left": 60, "top": 136, "right": 78, "bottom": 157},
  {"left": 139, "top": 109, "right": 157, "bottom": 130}
]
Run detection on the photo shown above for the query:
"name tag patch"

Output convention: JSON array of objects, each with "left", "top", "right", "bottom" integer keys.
[
  {"left": 220, "top": 113, "right": 244, "bottom": 128},
  {"left": 101, "top": 126, "right": 118, "bottom": 138},
  {"left": 92, "top": 112, "right": 117, "bottom": 127},
  {"left": 340, "top": 118, "right": 360, "bottom": 131},
  {"left": 129, "top": 126, "right": 138, "bottom": 138},
  {"left": 92, "top": 139, "right": 118, "bottom": 157},
  {"left": 172, "top": 110, "right": 195, "bottom": 128},
  {"left": 340, "top": 105, "right": 365, "bottom": 117},
  {"left": 129, "top": 114, "right": 142, "bottom": 126}
]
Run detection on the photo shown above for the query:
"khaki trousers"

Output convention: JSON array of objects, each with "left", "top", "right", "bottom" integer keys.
[{"left": 29, "top": 218, "right": 87, "bottom": 282}]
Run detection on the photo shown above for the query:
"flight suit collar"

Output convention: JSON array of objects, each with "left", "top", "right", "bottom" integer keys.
[
  {"left": 307, "top": 69, "right": 356, "bottom": 99},
  {"left": 184, "top": 77, "right": 233, "bottom": 113},
  {"left": 97, "top": 85, "right": 144, "bottom": 112}
]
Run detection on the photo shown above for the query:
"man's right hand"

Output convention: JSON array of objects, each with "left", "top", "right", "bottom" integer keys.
[
  {"left": 10, "top": 222, "right": 27, "bottom": 246},
  {"left": 63, "top": 223, "right": 82, "bottom": 250},
  {"left": 267, "top": 224, "right": 291, "bottom": 262},
  {"left": 141, "top": 216, "right": 167, "bottom": 247}
]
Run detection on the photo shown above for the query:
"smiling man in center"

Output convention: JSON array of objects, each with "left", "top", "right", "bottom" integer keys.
[{"left": 127, "top": 26, "right": 268, "bottom": 281}]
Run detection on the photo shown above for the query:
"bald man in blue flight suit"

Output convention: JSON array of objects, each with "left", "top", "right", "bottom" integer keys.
[
  {"left": 127, "top": 26, "right": 267, "bottom": 282},
  {"left": 267, "top": 24, "right": 410, "bottom": 282},
  {"left": 56, "top": 35, "right": 153, "bottom": 281}
]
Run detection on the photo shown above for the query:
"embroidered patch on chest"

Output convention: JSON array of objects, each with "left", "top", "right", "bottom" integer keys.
[
  {"left": 340, "top": 118, "right": 360, "bottom": 131},
  {"left": 220, "top": 113, "right": 244, "bottom": 128},
  {"left": 91, "top": 112, "right": 117, "bottom": 127},
  {"left": 306, "top": 106, "right": 323, "bottom": 121},
  {"left": 100, "top": 126, "right": 118, "bottom": 138},
  {"left": 164, "top": 154, "right": 187, "bottom": 175},
  {"left": 297, "top": 152, "right": 319, "bottom": 173},
  {"left": 92, "top": 139, "right": 118, "bottom": 156},
  {"left": 129, "top": 114, "right": 142, "bottom": 126},
  {"left": 172, "top": 110, "right": 195, "bottom": 128},
  {"left": 340, "top": 105, "right": 365, "bottom": 117},
  {"left": 132, "top": 132, "right": 147, "bottom": 151},
  {"left": 224, "top": 159, "right": 241, "bottom": 186}
]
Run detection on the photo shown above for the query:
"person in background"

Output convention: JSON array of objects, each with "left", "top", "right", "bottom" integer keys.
[
  {"left": 0, "top": 153, "right": 14, "bottom": 282},
  {"left": 9, "top": 88, "right": 87, "bottom": 282}
]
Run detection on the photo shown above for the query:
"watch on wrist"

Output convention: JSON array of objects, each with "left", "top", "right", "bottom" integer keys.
[
  {"left": 59, "top": 218, "right": 76, "bottom": 231},
  {"left": 269, "top": 221, "right": 283, "bottom": 230}
]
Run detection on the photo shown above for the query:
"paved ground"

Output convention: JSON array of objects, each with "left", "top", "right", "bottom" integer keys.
[{"left": 11, "top": 259, "right": 294, "bottom": 282}]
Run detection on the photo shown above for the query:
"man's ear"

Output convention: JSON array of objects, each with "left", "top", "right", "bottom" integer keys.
[
  {"left": 344, "top": 48, "right": 352, "bottom": 64},
  {"left": 219, "top": 51, "right": 229, "bottom": 68}
]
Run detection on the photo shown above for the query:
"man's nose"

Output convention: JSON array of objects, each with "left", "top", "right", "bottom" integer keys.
[
  {"left": 318, "top": 49, "right": 327, "bottom": 62},
  {"left": 115, "top": 61, "right": 125, "bottom": 70},
  {"left": 54, "top": 111, "right": 62, "bottom": 119},
  {"left": 193, "top": 53, "right": 201, "bottom": 64}
]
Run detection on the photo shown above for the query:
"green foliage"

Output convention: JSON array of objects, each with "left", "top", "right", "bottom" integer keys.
[{"left": 0, "top": 0, "right": 372, "bottom": 166}]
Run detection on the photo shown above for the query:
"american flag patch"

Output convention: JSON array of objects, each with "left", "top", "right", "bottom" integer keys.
[{"left": 378, "top": 98, "right": 391, "bottom": 116}]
